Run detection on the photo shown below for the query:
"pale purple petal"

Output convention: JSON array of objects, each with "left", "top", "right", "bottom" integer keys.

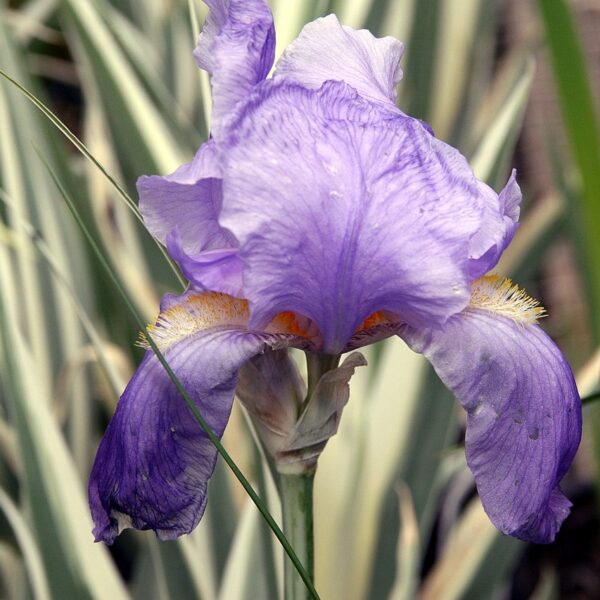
[
  {"left": 89, "top": 292, "right": 296, "bottom": 543},
  {"left": 137, "top": 141, "right": 244, "bottom": 294},
  {"left": 468, "top": 170, "right": 522, "bottom": 278},
  {"left": 274, "top": 14, "right": 403, "bottom": 106},
  {"left": 400, "top": 309, "right": 581, "bottom": 543},
  {"left": 166, "top": 232, "right": 244, "bottom": 297},
  {"left": 220, "top": 80, "right": 490, "bottom": 352},
  {"left": 138, "top": 140, "right": 230, "bottom": 255},
  {"left": 194, "top": 0, "right": 275, "bottom": 137}
]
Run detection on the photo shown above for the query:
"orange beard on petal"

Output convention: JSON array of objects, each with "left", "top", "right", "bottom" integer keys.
[
  {"left": 267, "top": 310, "right": 320, "bottom": 343},
  {"left": 355, "top": 310, "right": 392, "bottom": 333}
]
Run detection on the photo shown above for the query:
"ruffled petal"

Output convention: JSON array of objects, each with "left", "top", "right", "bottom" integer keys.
[
  {"left": 89, "top": 291, "right": 297, "bottom": 543},
  {"left": 137, "top": 141, "right": 243, "bottom": 294},
  {"left": 400, "top": 289, "right": 581, "bottom": 543},
  {"left": 220, "top": 80, "right": 491, "bottom": 352},
  {"left": 468, "top": 170, "right": 522, "bottom": 279},
  {"left": 166, "top": 232, "right": 244, "bottom": 297},
  {"left": 138, "top": 140, "right": 230, "bottom": 255},
  {"left": 274, "top": 14, "right": 403, "bottom": 106},
  {"left": 194, "top": 0, "right": 275, "bottom": 137}
]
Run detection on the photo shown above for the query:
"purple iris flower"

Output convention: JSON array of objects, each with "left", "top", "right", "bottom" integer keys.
[{"left": 89, "top": 0, "right": 581, "bottom": 545}]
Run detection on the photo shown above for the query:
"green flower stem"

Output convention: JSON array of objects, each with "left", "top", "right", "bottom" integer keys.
[
  {"left": 278, "top": 353, "right": 341, "bottom": 598},
  {"left": 281, "top": 472, "right": 315, "bottom": 600}
]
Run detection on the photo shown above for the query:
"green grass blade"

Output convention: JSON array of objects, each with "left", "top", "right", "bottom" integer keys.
[
  {"left": 582, "top": 390, "right": 600, "bottom": 405},
  {"left": 0, "top": 20, "right": 98, "bottom": 481},
  {"left": 217, "top": 502, "right": 275, "bottom": 600},
  {"left": 367, "top": 0, "right": 415, "bottom": 42},
  {"left": 428, "top": 0, "right": 481, "bottom": 139},
  {"left": 38, "top": 150, "right": 321, "bottom": 600},
  {"left": 402, "top": 0, "right": 440, "bottom": 120},
  {"left": 538, "top": 0, "right": 600, "bottom": 339},
  {"left": 315, "top": 341, "right": 426, "bottom": 600},
  {"left": 101, "top": 3, "right": 203, "bottom": 146},
  {"left": 366, "top": 372, "right": 458, "bottom": 600},
  {"left": 0, "top": 487, "right": 51, "bottom": 600},
  {"left": 538, "top": 0, "right": 600, "bottom": 514},
  {"left": 187, "top": 0, "right": 201, "bottom": 44},
  {"left": 0, "top": 266, "right": 129, "bottom": 600},
  {"left": 332, "top": 0, "right": 375, "bottom": 29},
  {"left": 496, "top": 193, "right": 566, "bottom": 279},
  {"left": 188, "top": 0, "right": 212, "bottom": 133},
  {"left": 388, "top": 485, "right": 420, "bottom": 600},
  {"left": 0, "top": 69, "right": 137, "bottom": 216},
  {"left": 420, "top": 498, "right": 523, "bottom": 600},
  {"left": 60, "top": 0, "right": 186, "bottom": 173},
  {"left": 272, "top": 0, "right": 319, "bottom": 58},
  {"left": 470, "top": 55, "right": 534, "bottom": 184},
  {"left": 6, "top": 0, "right": 59, "bottom": 45},
  {"left": 0, "top": 68, "right": 185, "bottom": 289},
  {"left": 0, "top": 190, "right": 125, "bottom": 398}
]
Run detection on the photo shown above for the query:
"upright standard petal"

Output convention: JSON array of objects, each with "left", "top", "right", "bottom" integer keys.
[
  {"left": 400, "top": 277, "right": 581, "bottom": 543},
  {"left": 468, "top": 170, "right": 522, "bottom": 279},
  {"left": 274, "top": 14, "right": 404, "bottom": 106},
  {"left": 220, "top": 81, "right": 490, "bottom": 352},
  {"left": 138, "top": 141, "right": 226, "bottom": 254},
  {"left": 89, "top": 292, "right": 298, "bottom": 543},
  {"left": 137, "top": 141, "right": 243, "bottom": 295},
  {"left": 194, "top": 0, "right": 275, "bottom": 137}
]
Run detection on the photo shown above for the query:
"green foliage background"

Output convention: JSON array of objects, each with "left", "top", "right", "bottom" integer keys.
[{"left": 1, "top": 0, "right": 599, "bottom": 598}]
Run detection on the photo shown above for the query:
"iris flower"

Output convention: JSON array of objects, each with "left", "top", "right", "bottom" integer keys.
[{"left": 89, "top": 0, "right": 581, "bottom": 545}]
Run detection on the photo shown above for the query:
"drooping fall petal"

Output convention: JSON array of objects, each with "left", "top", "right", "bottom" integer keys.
[
  {"left": 89, "top": 292, "right": 298, "bottom": 543},
  {"left": 400, "top": 278, "right": 581, "bottom": 543}
]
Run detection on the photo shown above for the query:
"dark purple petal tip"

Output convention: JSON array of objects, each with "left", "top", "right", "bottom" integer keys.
[
  {"left": 509, "top": 487, "right": 573, "bottom": 544},
  {"left": 89, "top": 292, "right": 299, "bottom": 543},
  {"left": 88, "top": 347, "right": 232, "bottom": 543}
]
